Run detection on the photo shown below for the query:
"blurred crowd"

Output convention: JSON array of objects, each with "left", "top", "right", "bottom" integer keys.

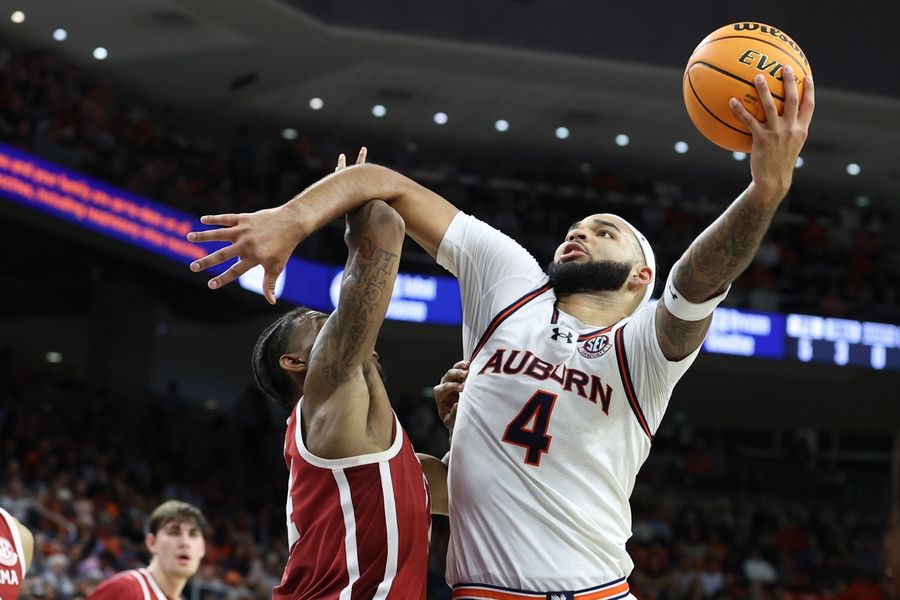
[
  {"left": 1, "top": 42, "right": 899, "bottom": 322},
  {"left": 1, "top": 364, "right": 893, "bottom": 600},
  {"left": 626, "top": 435, "right": 893, "bottom": 600},
  {"left": 1, "top": 367, "right": 289, "bottom": 599}
]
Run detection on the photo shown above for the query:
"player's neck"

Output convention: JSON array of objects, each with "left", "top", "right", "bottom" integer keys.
[
  {"left": 556, "top": 292, "right": 630, "bottom": 326},
  {"left": 147, "top": 561, "right": 187, "bottom": 599}
]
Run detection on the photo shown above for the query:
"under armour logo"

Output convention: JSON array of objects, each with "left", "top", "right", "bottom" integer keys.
[
  {"left": 551, "top": 327, "right": 574, "bottom": 344},
  {"left": 668, "top": 285, "right": 678, "bottom": 300},
  {"left": 546, "top": 593, "right": 573, "bottom": 600}
]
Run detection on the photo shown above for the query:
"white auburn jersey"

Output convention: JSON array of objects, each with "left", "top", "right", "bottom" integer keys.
[{"left": 437, "top": 213, "right": 706, "bottom": 592}]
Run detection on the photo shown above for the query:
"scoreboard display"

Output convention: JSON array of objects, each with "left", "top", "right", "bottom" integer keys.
[
  {"left": 784, "top": 314, "right": 900, "bottom": 370},
  {"left": 704, "top": 308, "right": 900, "bottom": 372}
]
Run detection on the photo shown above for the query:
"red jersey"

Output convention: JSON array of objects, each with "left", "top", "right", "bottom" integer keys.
[
  {"left": 0, "top": 508, "right": 27, "bottom": 600},
  {"left": 88, "top": 568, "right": 177, "bottom": 600},
  {"left": 276, "top": 399, "right": 431, "bottom": 600}
]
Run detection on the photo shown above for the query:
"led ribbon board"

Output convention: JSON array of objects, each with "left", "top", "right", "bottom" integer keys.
[{"left": 0, "top": 143, "right": 462, "bottom": 325}]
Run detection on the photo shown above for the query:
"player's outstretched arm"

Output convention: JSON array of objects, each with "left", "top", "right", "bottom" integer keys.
[
  {"left": 656, "top": 66, "right": 815, "bottom": 361},
  {"left": 187, "top": 148, "right": 459, "bottom": 302},
  {"left": 301, "top": 200, "right": 404, "bottom": 454}
]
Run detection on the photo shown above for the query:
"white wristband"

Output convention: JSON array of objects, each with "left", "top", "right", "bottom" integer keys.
[{"left": 662, "top": 267, "right": 730, "bottom": 321}]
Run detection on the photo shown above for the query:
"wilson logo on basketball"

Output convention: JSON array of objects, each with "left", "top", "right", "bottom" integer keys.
[
  {"left": 0, "top": 536, "right": 18, "bottom": 568},
  {"left": 578, "top": 335, "right": 611, "bottom": 359},
  {"left": 732, "top": 23, "right": 809, "bottom": 65}
]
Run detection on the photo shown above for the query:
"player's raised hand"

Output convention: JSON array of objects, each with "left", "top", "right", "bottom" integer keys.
[
  {"left": 187, "top": 148, "right": 368, "bottom": 304},
  {"left": 434, "top": 360, "right": 468, "bottom": 435},
  {"left": 729, "top": 65, "right": 814, "bottom": 199}
]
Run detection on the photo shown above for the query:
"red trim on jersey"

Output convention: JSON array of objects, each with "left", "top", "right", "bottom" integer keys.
[
  {"left": 471, "top": 283, "right": 553, "bottom": 361},
  {"left": 577, "top": 325, "right": 614, "bottom": 342},
  {"left": 452, "top": 577, "right": 631, "bottom": 599},
  {"left": 614, "top": 326, "right": 653, "bottom": 441}
]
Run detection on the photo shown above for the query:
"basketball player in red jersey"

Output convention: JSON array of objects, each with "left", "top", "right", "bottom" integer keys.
[
  {"left": 88, "top": 500, "right": 207, "bottom": 600},
  {"left": 246, "top": 150, "right": 438, "bottom": 599},
  {"left": 0, "top": 507, "right": 33, "bottom": 600}
]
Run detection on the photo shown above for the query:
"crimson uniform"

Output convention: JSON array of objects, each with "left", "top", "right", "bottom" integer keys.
[
  {"left": 276, "top": 399, "right": 431, "bottom": 600},
  {"left": 0, "top": 508, "right": 27, "bottom": 600},
  {"left": 88, "top": 568, "right": 178, "bottom": 600}
]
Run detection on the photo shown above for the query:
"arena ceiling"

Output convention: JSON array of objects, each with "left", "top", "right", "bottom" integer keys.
[{"left": 1, "top": 0, "right": 898, "bottom": 197}]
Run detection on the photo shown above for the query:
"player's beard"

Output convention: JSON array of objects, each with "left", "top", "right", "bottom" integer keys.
[{"left": 547, "top": 258, "right": 633, "bottom": 296}]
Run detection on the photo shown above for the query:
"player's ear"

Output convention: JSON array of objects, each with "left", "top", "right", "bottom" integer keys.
[
  {"left": 145, "top": 532, "right": 156, "bottom": 555},
  {"left": 636, "top": 265, "right": 653, "bottom": 285},
  {"left": 279, "top": 353, "right": 308, "bottom": 375}
]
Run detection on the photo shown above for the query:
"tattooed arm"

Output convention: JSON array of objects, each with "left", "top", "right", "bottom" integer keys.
[
  {"left": 656, "top": 67, "right": 815, "bottom": 361},
  {"left": 302, "top": 200, "right": 404, "bottom": 457}
]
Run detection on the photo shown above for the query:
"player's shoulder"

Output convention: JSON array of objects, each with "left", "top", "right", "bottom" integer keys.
[{"left": 90, "top": 569, "right": 146, "bottom": 598}]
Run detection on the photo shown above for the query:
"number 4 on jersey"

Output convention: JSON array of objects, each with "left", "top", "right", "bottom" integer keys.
[{"left": 502, "top": 390, "right": 558, "bottom": 466}]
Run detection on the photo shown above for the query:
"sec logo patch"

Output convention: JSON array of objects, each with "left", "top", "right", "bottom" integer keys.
[{"left": 578, "top": 335, "right": 611, "bottom": 359}]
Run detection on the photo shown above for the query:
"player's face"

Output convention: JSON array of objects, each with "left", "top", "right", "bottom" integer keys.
[
  {"left": 148, "top": 520, "right": 206, "bottom": 580},
  {"left": 553, "top": 213, "right": 640, "bottom": 266}
]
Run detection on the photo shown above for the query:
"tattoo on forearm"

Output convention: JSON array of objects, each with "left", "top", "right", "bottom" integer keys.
[
  {"left": 675, "top": 196, "right": 775, "bottom": 301},
  {"left": 320, "top": 237, "right": 398, "bottom": 387},
  {"left": 658, "top": 193, "right": 778, "bottom": 360}
]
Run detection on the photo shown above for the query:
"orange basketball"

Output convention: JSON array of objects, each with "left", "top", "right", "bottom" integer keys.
[{"left": 683, "top": 22, "right": 812, "bottom": 152}]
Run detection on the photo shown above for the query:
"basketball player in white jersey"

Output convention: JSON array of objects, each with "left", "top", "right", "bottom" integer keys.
[
  {"left": 189, "top": 69, "right": 814, "bottom": 597},
  {"left": 0, "top": 507, "right": 33, "bottom": 600},
  {"left": 87, "top": 500, "right": 207, "bottom": 600}
]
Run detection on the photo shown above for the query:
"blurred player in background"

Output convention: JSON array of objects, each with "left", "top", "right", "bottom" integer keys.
[
  {"left": 190, "top": 71, "right": 813, "bottom": 597},
  {"left": 87, "top": 500, "right": 207, "bottom": 600},
  {"left": 247, "top": 150, "right": 442, "bottom": 599},
  {"left": 0, "top": 507, "right": 33, "bottom": 600}
]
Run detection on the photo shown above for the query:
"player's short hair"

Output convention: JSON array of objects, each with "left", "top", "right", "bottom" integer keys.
[
  {"left": 147, "top": 500, "right": 209, "bottom": 539},
  {"left": 252, "top": 306, "right": 328, "bottom": 413}
]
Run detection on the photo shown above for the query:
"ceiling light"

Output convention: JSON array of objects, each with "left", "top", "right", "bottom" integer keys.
[
  {"left": 555, "top": 127, "right": 570, "bottom": 140},
  {"left": 615, "top": 134, "right": 629, "bottom": 147},
  {"left": 433, "top": 112, "right": 448, "bottom": 125},
  {"left": 494, "top": 119, "right": 509, "bottom": 132},
  {"left": 10, "top": 11, "right": 24, "bottom": 23},
  {"left": 795, "top": 156, "right": 804, "bottom": 168},
  {"left": 45, "top": 351, "right": 63, "bottom": 364},
  {"left": 846, "top": 163, "right": 861, "bottom": 176},
  {"left": 372, "top": 104, "right": 387, "bottom": 118},
  {"left": 281, "top": 128, "right": 298, "bottom": 140},
  {"left": 732, "top": 151, "right": 747, "bottom": 161},
  {"left": 855, "top": 195, "right": 870, "bottom": 207},
  {"left": 53, "top": 28, "right": 67, "bottom": 41},
  {"left": 308, "top": 97, "right": 324, "bottom": 110},
  {"left": 93, "top": 47, "right": 108, "bottom": 60},
  {"left": 674, "top": 141, "right": 689, "bottom": 154}
]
